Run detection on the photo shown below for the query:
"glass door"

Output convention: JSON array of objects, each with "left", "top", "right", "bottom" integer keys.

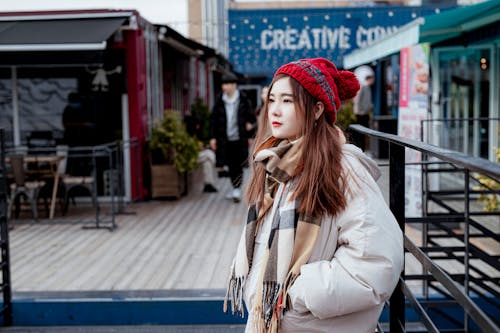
[{"left": 435, "top": 47, "right": 492, "bottom": 159}]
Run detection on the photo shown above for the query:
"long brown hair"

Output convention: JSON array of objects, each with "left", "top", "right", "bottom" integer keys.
[{"left": 246, "top": 74, "right": 347, "bottom": 218}]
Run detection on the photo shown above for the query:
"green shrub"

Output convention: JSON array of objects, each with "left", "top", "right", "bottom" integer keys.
[
  {"left": 474, "top": 147, "right": 499, "bottom": 212},
  {"left": 190, "top": 98, "right": 211, "bottom": 144},
  {"left": 150, "top": 110, "right": 202, "bottom": 173},
  {"left": 336, "top": 100, "right": 357, "bottom": 131}
]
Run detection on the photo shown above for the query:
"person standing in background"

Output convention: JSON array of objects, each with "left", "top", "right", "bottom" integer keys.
[
  {"left": 63, "top": 92, "right": 88, "bottom": 147},
  {"left": 353, "top": 66, "right": 375, "bottom": 151},
  {"left": 210, "top": 72, "right": 256, "bottom": 202}
]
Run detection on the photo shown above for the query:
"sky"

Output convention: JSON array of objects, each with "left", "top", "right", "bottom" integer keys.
[{"left": 0, "top": 0, "right": 189, "bottom": 35}]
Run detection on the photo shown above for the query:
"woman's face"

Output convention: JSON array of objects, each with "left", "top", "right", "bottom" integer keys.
[{"left": 268, "top": 77, "right": 302, "bottom": 140}]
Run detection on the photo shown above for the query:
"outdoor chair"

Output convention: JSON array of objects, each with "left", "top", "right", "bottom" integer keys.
[
  {"left": 26, "top": 130, "right": 57, "bottom": 175},
  {"left": 26, "top": 130, "right": 56, "bottom": 154},
  {"left": 7, "top": 155, "right": 45, "bottom": 221},
  {"left": 56, "top": 146, "right": 97, "bottom": 215}
]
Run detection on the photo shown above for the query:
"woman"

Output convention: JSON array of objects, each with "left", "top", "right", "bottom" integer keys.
[{"left": 224, "top": 58, "right": 404, "bottom": 333}]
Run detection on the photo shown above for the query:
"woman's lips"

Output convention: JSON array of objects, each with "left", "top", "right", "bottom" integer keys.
[{"left": 272, "top": 121, "right": 282, "bottom": 127}]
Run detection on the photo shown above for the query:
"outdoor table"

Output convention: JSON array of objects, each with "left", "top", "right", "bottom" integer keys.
[{"left": 6, "top": 155, "right": 64, "bottom": 220}]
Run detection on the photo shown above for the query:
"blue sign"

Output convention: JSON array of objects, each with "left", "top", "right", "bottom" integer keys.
[{"left": 228, "top": 5, "right": 454, "bottom": 78}]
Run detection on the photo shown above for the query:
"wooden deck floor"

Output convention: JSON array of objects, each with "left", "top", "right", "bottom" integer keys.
[
  {"left": 7, "top": 165, "right": 498, "bottom": 293},
  {"left": 9, "top": 169, "right": 245, "bottom": 291}
]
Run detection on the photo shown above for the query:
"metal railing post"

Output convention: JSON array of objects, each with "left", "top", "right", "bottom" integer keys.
[
  {"left": 107, "top": 146, "right": 116, "bottom": 229},
  {"left": 92, "top": 147, "right": 100, "bottom": 226},
  {"left": 464, "top": 169, "right": 470, "bottom": 332},
  {"left": 0, "top": 129, "right": 12, "bottom": 326},
  {"left": 422, "top": 152, "right": 429, "bottom": 299},
  {"left": 350, "top": 124, "right": 499, "bottom": 333},
  {"left": 389, "top": 142, "right": 405, "bottom": 333}
]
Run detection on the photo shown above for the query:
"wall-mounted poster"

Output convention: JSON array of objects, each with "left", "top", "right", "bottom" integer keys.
[{"left": 398, "top": 43, "right": 430, "bottom": 217}]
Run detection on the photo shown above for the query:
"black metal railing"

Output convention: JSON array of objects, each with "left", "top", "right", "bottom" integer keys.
[
  {"left": 350, "top": 124, "right": 499, "bottom": 333},
  {"left": 419, "top": 161, "right": 499, "bottom": 309},
  {"left": 420, "top": 117, "right": 500, "bottom": 160},
  {"left": 4, "top": 138, "right": 140, "bottom": 231},
  {"left": 0, "top": 129, "right": 12, "bottom": 325}
]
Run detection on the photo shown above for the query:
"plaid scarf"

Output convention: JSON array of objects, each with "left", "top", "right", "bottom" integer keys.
[{"left": 224, "top": 137, "right": 322, "bottom": 332}]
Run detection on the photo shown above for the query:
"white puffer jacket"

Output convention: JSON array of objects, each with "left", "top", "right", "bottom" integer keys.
[{"left": 279, "top": 144, "right": 404, "bottom": 333}]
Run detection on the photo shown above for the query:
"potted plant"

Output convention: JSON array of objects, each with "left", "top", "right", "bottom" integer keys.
[
  {"left": 149, "top": 110, "right": 201, "bottom": 199},
  {"left": 337, "top": 99, "right": 357, "bottom": 131},
  {"left": 189, "top": 97, "right": 211, "bottom": 143}
]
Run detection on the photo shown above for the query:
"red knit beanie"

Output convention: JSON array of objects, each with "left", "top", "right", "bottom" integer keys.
[{"left": 274, "top": 58, "right": 360, "bottom": 123}]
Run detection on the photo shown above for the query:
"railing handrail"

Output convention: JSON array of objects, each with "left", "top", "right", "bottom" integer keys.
[
  {"left": 421, "top": 117, "right": 500, "bottom": 123},
  {"left": 350, "top": 125, "right": 500, "bottom": 181},
  {"left": 350, "top": 124, "right": 499, "bottom": 333},
  {"left": 404, "top": 236, "right": 498, "bottom": 333}
]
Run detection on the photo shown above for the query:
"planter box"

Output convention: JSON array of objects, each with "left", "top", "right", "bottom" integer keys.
[{"left": 151, "top": 164, "right": 185, "bottom": 199}]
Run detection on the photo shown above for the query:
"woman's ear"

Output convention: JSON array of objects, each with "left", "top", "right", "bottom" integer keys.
[{"left": 314, "top": 102, "right": 325, "bottom": 120}]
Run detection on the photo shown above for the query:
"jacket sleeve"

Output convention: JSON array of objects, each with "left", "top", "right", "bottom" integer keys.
[
  {"left": 288, "top": 166, "right": 404, "bottom": 320},
  {"left": 209, "top": 105, "right": 217, "bottom": 140},
  {"left": 246, "top": 98, "right": 256, "bottom": 125}
]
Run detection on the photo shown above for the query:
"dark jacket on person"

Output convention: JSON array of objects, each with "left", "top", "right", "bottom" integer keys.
[{"left": 210, "top": 90, "right": 255, "bottom": 166}]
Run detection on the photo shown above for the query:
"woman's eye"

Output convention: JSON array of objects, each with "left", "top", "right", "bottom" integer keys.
[
  {"left": 268, "top": 98, "right": 275, "bottom": 103},
  {"left": 283, "top": 98, "right": 293, "bottom": 103}
]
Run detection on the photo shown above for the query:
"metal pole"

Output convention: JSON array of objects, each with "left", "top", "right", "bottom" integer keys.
[
  {"left": 0, "top": 129, "right": 12, "bottom": 326},
  {"left": 115, "top": 140, "right": 136, "bottom": 215},
  {"left": 114, "top": 142, "right": 124, "bottom": 214},
  {"left": 11, "top": 67, "right": 20, "bottom": 147},
  {"left": 422, "top": 151, "right": 429, "bottom": 299},
  {"left": 108, "top": 146, "right": 116, "bottom": 229},
  {"left": 464, "top": 169, "right": 470, "bottom": 332},
  {"left": 389, "top": 142, "right": 405, "bottom": 333},
  {"left": 92, "top": 147, "right": 100, "bottom": 227}
]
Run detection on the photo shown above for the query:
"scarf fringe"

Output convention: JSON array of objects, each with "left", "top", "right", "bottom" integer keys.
[
  {"left": 263, "top": 281, "right": 281, "bottom": 327},
  {"left": 279, "top": 272, "right": 299, "bottom": 316},
  {"left": 224, "top": 274, "right": 246, "bottom": 317},
  {"left": 252, "top": 301, "right": 266, "bottom": 333}
]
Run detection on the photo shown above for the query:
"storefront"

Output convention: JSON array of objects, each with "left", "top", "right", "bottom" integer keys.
[
  {"left": 343, "top": 0, "right": 500, "bottom": 163},
  {"left": 0, "top": 10, "right": 226, "bottom": 201},
  {"left": 343, "top": 1, "right": 499, "bottom": 217}
]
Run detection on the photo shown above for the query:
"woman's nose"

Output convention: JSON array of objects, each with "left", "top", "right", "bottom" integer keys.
[{"left": 270, "top": 103, "right": 280, "bottom": 116}]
